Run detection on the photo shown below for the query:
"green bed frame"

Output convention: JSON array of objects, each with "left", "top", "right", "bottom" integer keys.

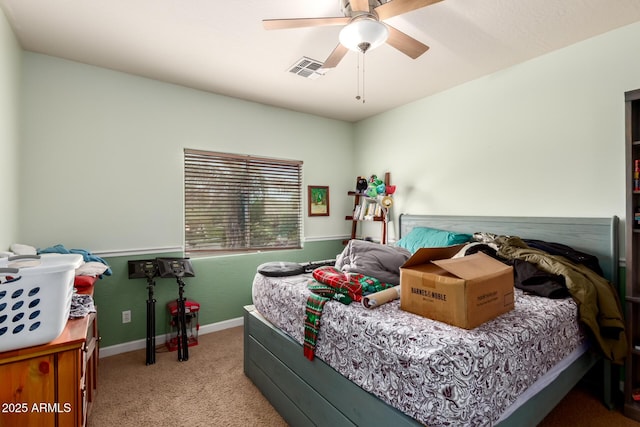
[{"left": 244, "top": 215, "right": 620, "bottom": 426}]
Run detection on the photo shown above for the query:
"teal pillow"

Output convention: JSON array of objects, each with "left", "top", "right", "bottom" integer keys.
[{"left": 395, "top": 227, "right": 472, "bottom": 253}]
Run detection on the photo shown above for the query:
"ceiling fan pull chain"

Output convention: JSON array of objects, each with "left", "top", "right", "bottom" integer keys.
[
  {"left": 355, "top": 51, "right": 361, "bottom": 102},
  {"left": 362, "top": 53, "right": 366, "bottom": 104},
  {"left": 355, "top": 51, "right": 366, "bottom": 104}
]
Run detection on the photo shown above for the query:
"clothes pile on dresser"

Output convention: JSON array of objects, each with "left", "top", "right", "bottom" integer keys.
[{"left": 5, "top": 242, "right": 111, "bottom": 320}]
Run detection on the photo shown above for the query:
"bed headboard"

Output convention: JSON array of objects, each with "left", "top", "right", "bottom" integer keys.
[{"left": 398, "top": 214, "right": 619, "bottom": 285}]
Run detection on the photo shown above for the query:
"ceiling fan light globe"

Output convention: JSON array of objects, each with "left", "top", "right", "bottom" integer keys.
[{"left": 339, "top": 19, "right": 389, "bottom": 53}]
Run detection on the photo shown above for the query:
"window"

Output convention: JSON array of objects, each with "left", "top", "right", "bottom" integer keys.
[{"left": 184, "top": 149, "right": 303, "bottom": 255}]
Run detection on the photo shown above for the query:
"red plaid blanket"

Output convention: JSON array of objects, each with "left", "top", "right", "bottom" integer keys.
[
  {"left": 304, "top": 266, "right": 396, "bottom": 360},
  {"left": 312, "top": 266, "right": 396, "bottom": 302},
  {"left": 312, "top": 266, "right": 363, "bottom": 302}
]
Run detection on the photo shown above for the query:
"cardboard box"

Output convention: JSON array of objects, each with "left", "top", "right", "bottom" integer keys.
[{"left": 399, "top": 246, "right": 514, "bottom": 329}]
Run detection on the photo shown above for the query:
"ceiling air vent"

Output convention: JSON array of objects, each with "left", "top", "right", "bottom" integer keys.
[{"left": 288, "top": 57, "right": 326, "bottom": 80}]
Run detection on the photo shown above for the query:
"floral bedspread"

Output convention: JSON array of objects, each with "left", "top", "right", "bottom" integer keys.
[{"left": 252, "top": 272, "right": 587, "bottom": 426}]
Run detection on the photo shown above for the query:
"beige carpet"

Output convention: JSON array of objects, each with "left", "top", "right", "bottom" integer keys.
[
  {"left": 89, "top": 326, "right": 639, "bottom": 427},
  {"left": 88, "top": 326, "right": 286, "bottom": 427}
]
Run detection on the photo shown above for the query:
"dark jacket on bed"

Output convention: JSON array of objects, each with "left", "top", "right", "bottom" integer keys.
[
  {"left": 464, "top": 244, "right": 569, "bottom": 299},
  {"left": 496, "top": 236, "right": 627, "bottom": 364}
]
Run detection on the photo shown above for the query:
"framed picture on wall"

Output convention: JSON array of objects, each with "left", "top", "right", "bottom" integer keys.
[{"left": 308, "top": 185, "right": 330, "bottom": 217}]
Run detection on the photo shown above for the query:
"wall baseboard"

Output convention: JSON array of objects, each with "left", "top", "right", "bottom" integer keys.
[{"left": 99, "top": 316, "right": 244, "bottom": 358}]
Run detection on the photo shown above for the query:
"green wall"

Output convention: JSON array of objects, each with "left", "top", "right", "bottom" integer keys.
[
  {"left": 0, "top": 7, "right": 20, "bottom": 250},
  {"left": 355, "top": 21, "right": 640, "bottom": 244},
  {"left": 14, "top": 51, "right": 356, "bottom": 351},
  {"left": 18, "top": 52, "right": 355, "bottom": 252},
  {"left": 94, "top": 240, "right": 344, "bottom": 347}
]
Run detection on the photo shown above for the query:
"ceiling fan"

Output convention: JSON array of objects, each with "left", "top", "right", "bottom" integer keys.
[{"left": 263, "top": 0, "right": 443, "bottom": 69}]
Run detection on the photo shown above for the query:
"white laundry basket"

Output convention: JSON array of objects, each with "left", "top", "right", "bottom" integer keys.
[{"left": 0, "top": 253, "right": 83, "bottom": 353}]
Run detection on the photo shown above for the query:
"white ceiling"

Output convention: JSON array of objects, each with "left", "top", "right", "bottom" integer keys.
[{"left": 2, "top": 0, "right": 640, "bottom": 122}]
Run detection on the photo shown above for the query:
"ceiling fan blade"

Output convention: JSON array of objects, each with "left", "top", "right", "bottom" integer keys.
[
  {"left": 375, "top": 0, "right": 443, "bottom": 21},
  {"left": 322, "top": 44, "right": 349, "bottom": 69},
  {"left": 350, "top": 0, "right": 371, "bottom": 13},
  {"left": 263, "top": 17, "right": 350, "bottom": 30},
  {"left": 385, "top": 25, "right": 429, "bottom": 59}
]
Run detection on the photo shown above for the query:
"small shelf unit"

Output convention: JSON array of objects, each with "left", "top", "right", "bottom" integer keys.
[{"left": 345, "top": 173, "right": 390, "bottom": 244}]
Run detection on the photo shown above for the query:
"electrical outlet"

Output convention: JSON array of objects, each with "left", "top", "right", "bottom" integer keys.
[{"left": 122, "top": 310, "right": 131, "bottom": 324}]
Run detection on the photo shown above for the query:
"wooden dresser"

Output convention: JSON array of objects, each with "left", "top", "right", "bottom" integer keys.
[{"left": 0, "top": 287, "right": 98, "bottom": 427}]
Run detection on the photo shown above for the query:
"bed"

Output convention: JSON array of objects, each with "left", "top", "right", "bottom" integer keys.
[{"left": 244, "top": 214, "right": 621, "bottom": 426}]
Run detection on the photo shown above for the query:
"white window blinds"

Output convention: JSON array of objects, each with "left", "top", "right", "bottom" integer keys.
[{"left": 184, "top": 149, "right": 303, "bottom": 255}]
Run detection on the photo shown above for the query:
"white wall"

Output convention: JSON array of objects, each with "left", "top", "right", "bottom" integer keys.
[
  {"left": 19, "top": 54, "right": 354, "bottom": 252},
  {"left": 0, "top": 8, "right": 20, "bottom": 250},
  {"left": 356, "top": 21, "right": 640, "bottom": 248}
]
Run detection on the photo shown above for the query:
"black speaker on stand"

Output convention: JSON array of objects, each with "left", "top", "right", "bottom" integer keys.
[
  {"left": 156, "top": 258, "right": 195, "bottom": 362},
  {"left": 127, "top": 259, "right": 159, "bottom": 365}
]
